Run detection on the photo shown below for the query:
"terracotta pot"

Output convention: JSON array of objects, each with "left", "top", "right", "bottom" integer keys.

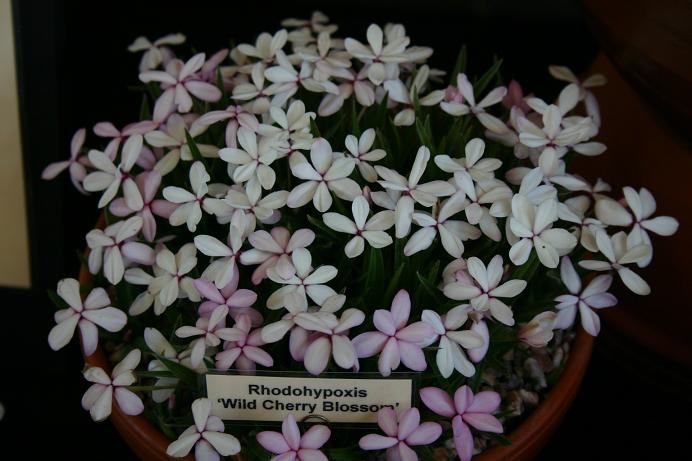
[{"left": 80, "top": 259, "right": 594, "bottom": 461}]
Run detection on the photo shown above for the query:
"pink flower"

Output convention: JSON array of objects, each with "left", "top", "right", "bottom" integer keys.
[
  {"left": 240, "top": 227, "right": 315, "bottom": 285},
  {"left": 93, "top": 120, "right": 158, "bottom": 159},
  {"left": 139, "top": 53, "right": 222, "bottom": 113},
  {"left": 195, "top": 104, "right": 260, "bottom": 148},
  {"left": 215, "top": 314, "right": 273, "bottom": 372},
  {"left": 359, "top": 407, "right": 442, "bottom": 461},
  {"left": 81, "top": 349, "right": 143, "bottom": 422},
  {"left": 194, "top": 272, "right": 261, "bottom": 326},
  {"left": 41, "top": 128, "right": 88, "bottom": 192},
  {"left": 109, "top": 171, "right": 176, "bottom": 241},
  {"left": 352, "top": 289, "right": 435, "bottom": 377},
  {"left": 419, "top": 386, "right": 503, "bottom": 461},
  {"left": 502, "top": 80, "right": 530, "bottom": 113},
  {"left": 48, "top": 278, "right": 127, "bottom": 356},
  {"left": 257, "top": 413, "right": 331, "bottom": 461}
]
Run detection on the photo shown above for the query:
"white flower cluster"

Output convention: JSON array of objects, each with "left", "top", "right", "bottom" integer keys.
[{"left": 43, "top": 11, "right": 678, "bottom": 459}]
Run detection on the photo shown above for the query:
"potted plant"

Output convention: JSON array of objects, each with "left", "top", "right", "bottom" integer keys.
[{"left": 43, "top": 11, "right": 678, "bottom": 461}]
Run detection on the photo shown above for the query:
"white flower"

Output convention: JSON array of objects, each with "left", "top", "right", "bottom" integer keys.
[
  {"left": 443, "top": 255, "right": 526, "bottom": 326},
  {"left": 343, "top": 129, "right": 386, "bottom": 182},
  {"left": 163, "top": 161, "right": 215, "bottom": 232},
  {"left": 296, "top": 31, "right": 351, "bottom": 80},
  {"left": 375, "top": 145, "right": 456, "bottom": 237},
  {"left": 440, "top": 73, "right": 507, "bottom": 132},
  {"left": 48, "top": 278, "right": 127, "bottom": 356},
  {"left": 345, "top": 24, "right": 412, "bottom": 85},
  {"left": 516, "top": 104, "right": 592, "bottom": 154},
  {"left": 236, "top": 29, "right": 288, "bottom": 64},
  {"left": 232, "top": 63, "right": 274, "bottom": 114},
  {"left": 557, "top": 195, "right": 602, "bottom": 252},
  {"left": 508, "top": 195, "right": 577, "bottom": 268},
  {"left": 175, "top": 305, "right": 239, "bottom": 368},
  {"left": 145, "top": 114, "right": 218, "bottom": 166},
  {"left": 405, "top": 193, "right": 481, "bottom": 258},
  {"left": 125, "top": 243, "right": 200, "bottom": 315},
  {"left": 81, "top": 349, "right": 143, "bottom": 422},
  {"left": 555, "top": 257, "right": 617, "bottom": 336},
  {"left": 266, "top": 248, "right": 338, "bottom": 311},
  {"left": 452, "top": 177, "right": 513, "bottom": 242},
  {"left": 518, "top": 312, "right": 557, "bottom": 348},
  {"left": 264, "top": 50, "right": 338, "bottom": 106},
  {"left": 219, "top": 127, "right": 278, "bottom": 190},
  {"left": 506, "top": 148, "right": 588, "bottom": 191},
  {"left": 194, "top": 104, "right": 260, "bottom": 148},
  {"left": 595, "top": 187, "right": 678, "bottom": 267},
  {"left": 166, "top": 398, "right": 241, "bottom": 460},
  {"left": 434, "top": 138, "right": 502, "bottom": 184},
  {"left": 422, "top": 306, "right": 484, "bottom": 378},
  {"left": 318, "top": 67, "right": 375, "bottom": 116},
  {"left": 323, "top": 195, "right": 395, "bottom": 258},
  {"left": 225, "top": 183, "right": 289, "bottom": 233},
  {"left": 83, "top": 134, "right": 144, "bottom": 209},
  {"left": 287, "top": 138, "right": 360, "bottom": 212},
  {"left": 139, "top": 53, "right": 222, "bottom": 113},
  {"left": 128, "top": 33, "right": 185, "bottom": 71},
  {"left": 260, "top": 100, "right": 315, "bottom": 150},
  {"left": 241, "top": 227, "right": 316, "bottom": 284},
  {"left": 579, "top": 229, "right": 652, "bottom": 295},
  {"left": 194, "top": 228, "right": 244, "bottom": 289},
  {"left": 548, "top": 65, "right": 606, "bottom": 100},
  {"left": 144, "top": 327, "right": 195, "bottom": 403},
  {"left": 293, "top": 308, "right": 365, "bottom": 375},
  {"left": 41, "top": 128, "right": 88, "bottom": 192},
  {"left": 384, "top": 65, "right": 444, "bottom": 126},
  {"left": 85, "top": 216, "right": 153, "bottom": 285}
]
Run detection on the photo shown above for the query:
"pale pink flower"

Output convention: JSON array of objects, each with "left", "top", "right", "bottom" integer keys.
[
  {"left": 240, "top": 227, "right": 315, "bottom": 285},
  {"left": 194, "top": 227, "right": 244, "bottom": 289},
  {"left": 48, "top": 278, "right": 127, "bottom": 356},
  {"left": 128, "top": 33, "right": 186, "bottom": 72},
  {"left": 318, "top": 67, "right": 375, "bottom": 116},
  {"left": 93, "top": 120, "right": 158, "bottom": 159},
  {"left": 81, "top": 349, "right": 143, "bottom": 422},
  {"left": 595, "top": 187, "right": 678, "bottom": 267},
  {"left": 224, "top": 182, "right": 289, "bottom": 233},
  {"left": 195, "top": 104, "right": 260, "bottom": 147},
  {"left": 145, "top": 114, "right": 218, "bottom": 165},
  {"left": 420, "top": 386, "right": 503, "bottom": 461},
  {"left": 109, "top": 171, "right": 176, "bottom": 241},
  {"left": 467, "top": 320, "right": 490, "bottom": 363},
  {"left": 421, "top": 306, "right": 483, "bottom": 378},
  {"left": 41, "top": 128, "right": 88, "bottom": 192},
  {"left": 257, "top": 413, "right": 331, "bottom": 461},
  {"left": 441, "top": 73, "right": 508, "bottom": 133},
  {"left": 264, "top": 50, "right": 338, "bottom": 106},
  {"left": 384, "top": 65, "right": 445, "bottom": 126},
  {"left": 175, "top": 305, "right": 239, "bottom": 368},
  {"left": 548, "top": 65, "right": 606, "bottom": 100},
  {"left": 83, "top": 134, "right": 144, "bottom": 209},
  {"left": 139, "top": 53, "right": 222, "bottom": 113},
  {"left": 359, "top": 407, "right": 442, "bottom": 461},
  {"left": 163, "top": 161, "right": 215, "bottom": 232},
  {"left": 218, "top": 126, "right": 279, "bottom": 190},
  {"left": 343, "top": 128, "right": 386, "bottom": 182},
  {"left": 167, "top": 398, "right": 241, "bottom": 460},
  {"left": 579, "top": 229, "right": 652, "bottom": 295},
  {"left": 85, "top": 216, "right": 154, "bottom": 285},
  {"left": 375, "top": 146, "right": 456, "bottom": 238},
  {"left": 502, "top": 80, "right": 530, "bottom": 112},
  {"left": 555, "top": 256, "right": 617, "bottom": 336},
  {"left": 266, "top": 248, "right": 338, "bottom": 311},
  {"left": 443, "top": 255, "right": 526, "bottom": 326},
  {"left": 194, "top": 273, "right": 260, "bottom": 326},
  {"left": 236, "top": 29, "right": 288, "bottom": 64},
  {"left": 287, "top": 138, "right": 360, "bottom": 212},
  {"left": 293, "top": 308, "right": 365, "bottom": 375},
  {"left": 345, "top": 24, "right": 412, "bottom": 85},
  {"left": 352, "top": 289, "right": 435, "bottom": 377},
  {"left": 215, "top": 314, "right": 273, "bottom": 372},
  {"left": 434, "top": 138, "right": 502, "bottom": 185},
  {"left": 518, "top": 311, "right": 557, "bottom": 347}
]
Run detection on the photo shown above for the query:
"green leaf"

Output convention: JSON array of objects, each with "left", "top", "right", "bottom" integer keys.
[
  {"left": 474, "top": 57, "right": 504, "bottom": 96},
  {"left": 139, "top": 95, "right": 151, "bottom": 121},
  {"left": 328, "top": 446, "right": 362, "bottom": 460},
  {"left": 47, "top": 289, "right": 69, "bottom": 310},
  {"left": 485, "top": 432, "right": 513, "bottom": 446},
  {"left": 365, "top": 248, "right": 385, "bottom": 300},
  {"left": 415, "top": 115, "right": 434, "bottom": 149},
  {"left": 153, "top": 354, "right": 198, "bottom": 388},
  {"left": 309, "top": 117, "right": 322, "bottom": 137},
  {"left": 382, "top": 264, "right": 405, "bottom": 305},
  {"left": 415, "top": 269, "right": 444, "bottom": 304},
  {"left": 450, "top": 46, "right": 467, "bottom": 85},
  {"left": 307, "top": 215, "right": 339, "bottom": 239},
  {"left": 184, "top": 130, "right": 204, "bottom": 162}
]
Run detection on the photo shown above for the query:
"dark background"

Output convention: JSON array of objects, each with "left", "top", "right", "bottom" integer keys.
[{"left": 3, "top": 0, "right": 690, "bottom": 458}]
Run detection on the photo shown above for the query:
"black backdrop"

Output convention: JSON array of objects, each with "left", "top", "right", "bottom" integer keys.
[{"left": 3, "top": 0, "right": 688, "bottom": 458}]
